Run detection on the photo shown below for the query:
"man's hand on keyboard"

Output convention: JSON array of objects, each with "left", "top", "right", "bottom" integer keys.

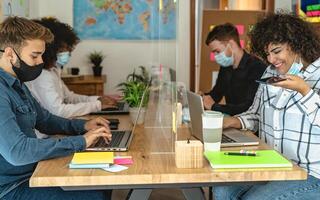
[
  {"left": 203, "top": 95, "right": 215, "bottom": 110},
  {"left": 83, "top": 127, "right": 112, "bottom": 148},
  {"left": 85, "top": 117, "right": 110, "bottom": 130}
]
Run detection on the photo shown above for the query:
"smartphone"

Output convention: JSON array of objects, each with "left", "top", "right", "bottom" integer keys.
[
  {"left": 106, "top": 118, "right": 120, "bottom": 130},
  {"left": 256, "top": 76, "right": 286, "bottom": 85},
  {"left": 106, "top": 118, "right": 120, "bottom": 124}
]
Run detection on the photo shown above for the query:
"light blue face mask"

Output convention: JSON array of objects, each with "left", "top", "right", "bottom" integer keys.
[
  {"left": 287, "top": 57, "right": 303, "bottom": 75},
  {"left": 214, "top": 44, "right": 234, "bottom": 67},
  {"left": 56, "top": 51, "right": 70, "bottom": 66}
]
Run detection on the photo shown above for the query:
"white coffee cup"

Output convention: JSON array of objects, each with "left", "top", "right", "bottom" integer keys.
[{"left": 202, "top": 111, "right": 223, "bottom": 151}]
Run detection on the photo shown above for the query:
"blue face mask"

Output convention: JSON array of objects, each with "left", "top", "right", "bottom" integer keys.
[
  {"left": 287, "top": 57, "right": 303, "bottom": 75},
  {"left": 56, "top": 51, "right": 70, "bottom": 66},
  {"left": 214, "top": 44, "right": 234, "bottom": 67}
]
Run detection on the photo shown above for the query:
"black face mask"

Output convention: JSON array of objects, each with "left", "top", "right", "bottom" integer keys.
[
  {"left": 0, "top": 49, "right": 44, "bottom": 82},
  {"left": 11, "top": 49, "right": 44, "bottom": 82}
]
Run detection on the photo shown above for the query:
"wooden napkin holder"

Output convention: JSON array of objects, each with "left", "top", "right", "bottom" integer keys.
[{"left": 175, "top": 140, "right": 203, "bottom": 168}]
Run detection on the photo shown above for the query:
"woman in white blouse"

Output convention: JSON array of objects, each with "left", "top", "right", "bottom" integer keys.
[
  {"left": 213, "top": 13, "right": 320, "bottom": 200},
  {"left": 26, "top": 17, "right": 116, "bottom": 120}
]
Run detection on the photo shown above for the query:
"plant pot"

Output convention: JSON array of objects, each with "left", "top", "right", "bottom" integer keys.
[
  {"left": 92, "top": 66, "right": 102, "bottom": 76},
  {"left": 71, "top": 67, "right": 80, "bottom": 75},
  {"left": 129, "top": 107, "right": 146, "bottom": 125}
]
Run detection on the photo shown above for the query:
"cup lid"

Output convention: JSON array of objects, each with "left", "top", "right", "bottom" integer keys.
[{"left": 202, "top": 110, "right": 223, "bottom": 117}]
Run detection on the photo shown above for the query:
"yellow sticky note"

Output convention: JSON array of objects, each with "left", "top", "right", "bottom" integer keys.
[
  {"left": 172, "top": 111, "right": 177, "bottom": 134},
  {"left": 71, "top": 152, "right": 114, "bottom": 164}
]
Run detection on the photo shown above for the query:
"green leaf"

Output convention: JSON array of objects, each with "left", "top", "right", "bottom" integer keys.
[{"left": 116, "top": 66, "right": 150, "bottom": 107}]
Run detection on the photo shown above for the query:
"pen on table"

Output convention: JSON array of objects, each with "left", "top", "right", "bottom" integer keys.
[{"left": 224, "top": 151, "right": 257, "bottom": 156}]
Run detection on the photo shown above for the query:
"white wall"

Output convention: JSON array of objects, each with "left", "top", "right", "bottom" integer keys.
[
  {"left": 29, "top": 0, "right": 190, "bottom": 94},
  {"left": 228, "top": 0, "right": 262, "bottom": 10},
  {"left": 0, "top": 1, "right": 3, "bottom": 22},
  {"left": 275, "top": 0, "right": 292, "bottom": 12},
  {"left": 176, "top": 0, "right": 190, "bottom": 86}
]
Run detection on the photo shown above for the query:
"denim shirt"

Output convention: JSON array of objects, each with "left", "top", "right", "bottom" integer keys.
[{"left": 0, "top": 68, "right": 86, "bottom": 195}]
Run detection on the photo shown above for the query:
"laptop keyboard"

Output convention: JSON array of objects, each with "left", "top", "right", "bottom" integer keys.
[
  {"left": 102, "top": 107, "right": 118, "bottom": 111},
  {"left": 117, "top": 102, "right": 125, "bottom": 110},
  {"left": 222, "top": 134, "right": 236, "bottom": 143},
  {"left": 95, "top": 131, "right": 126, "bottom": 148}
]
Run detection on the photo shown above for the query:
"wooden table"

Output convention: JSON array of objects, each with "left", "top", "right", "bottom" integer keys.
[
  {"left": 30, "top": 114, "right": 307, "bottom": 200},
  {"left": 61, "top": 75, "right": 106, "bottom": 96}
]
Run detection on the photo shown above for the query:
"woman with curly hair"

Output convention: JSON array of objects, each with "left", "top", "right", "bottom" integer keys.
[
  {"left": 25, "top": 18, "right": 117, "bottom": 136},
  {"left": 214, "top": 12, "right": 320, "bottom": 200}
]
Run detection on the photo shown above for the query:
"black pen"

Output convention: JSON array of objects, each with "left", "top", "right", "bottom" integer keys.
[{"left": 224, "top": 152, "right": 257, "bottom": 156}]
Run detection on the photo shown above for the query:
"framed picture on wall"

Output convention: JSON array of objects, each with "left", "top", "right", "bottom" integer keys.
[
  {"left": 296, "top": 0, "right": 320, "bottom": 23},
  {"left": 73, "top": 0, "right": 177, "bottom": 40},
  {"left": 2, "top": 0, "right": 29, "bottom": 17}
]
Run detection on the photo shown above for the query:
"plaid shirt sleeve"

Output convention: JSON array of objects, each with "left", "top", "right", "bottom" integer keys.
[
  {"left": 299, "top": 87, "right": 320, "bottom": 126},
  {"left": 235, "top": 59, "right": 320, "bottom": 179},
  {"left": 236, "top": 67, "right": 276, "bottom": 132}
]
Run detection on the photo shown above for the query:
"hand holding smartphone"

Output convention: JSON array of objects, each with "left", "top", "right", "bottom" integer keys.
[{"left": 256, "top": 76, "right": 287, "bottom": 85}]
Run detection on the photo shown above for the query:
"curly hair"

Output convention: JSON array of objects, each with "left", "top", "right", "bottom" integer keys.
[
  {"left": 249, "top": 12, "right": 320, "bottom": 65},
  {"left": 32, "top": 17, "right": 80, "bottom": 69}
]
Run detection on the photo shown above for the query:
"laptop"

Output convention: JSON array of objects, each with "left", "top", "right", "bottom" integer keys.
[
  {"left": 186, "top": 91, "right": 259, "bottom": 147},
  {"left": 87, "top": 88, "right": 149, "bottom": 152},
  {"left": 90, "top": 101, "right": 129, "bottom": 115}
]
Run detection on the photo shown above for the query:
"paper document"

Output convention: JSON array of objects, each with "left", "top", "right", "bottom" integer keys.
[{"left": 102, "top": 164, "right": 128, "bottom": 173}]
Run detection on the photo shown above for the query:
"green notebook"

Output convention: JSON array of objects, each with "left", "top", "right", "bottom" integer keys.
[{"left": 204, "top": 150, "right": 292, "bottom": 169}]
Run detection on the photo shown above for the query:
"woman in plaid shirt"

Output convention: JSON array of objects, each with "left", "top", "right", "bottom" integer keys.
[{"left": 214, "top": 12, "right": 320, "bottom": 200}]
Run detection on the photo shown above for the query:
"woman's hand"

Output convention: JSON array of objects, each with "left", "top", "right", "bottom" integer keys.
[
  {"left": 98, "top": 96, "right": 117, "bottom": 106},
  {"left": 272, "top": 74, "right": 311, "bottom": 96},
  {"left": 223, "top": 116, "right": 242, "bottom": 129}
]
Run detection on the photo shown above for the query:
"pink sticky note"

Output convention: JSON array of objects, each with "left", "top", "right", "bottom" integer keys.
[
  {"left": 210, "top": 52, "right": 215, "bottom": 61},
  {"left": 236, "top": 25, "right": 245, "bottom": 35},
  {"left": 240, "top": 40, "right": 245, "bottom": 48},
  {"left": 114, "top": 157, "right": 133, "bottom": 165},
  {"left": 307, "top": 11, "right": 320, "bottom": 17}
]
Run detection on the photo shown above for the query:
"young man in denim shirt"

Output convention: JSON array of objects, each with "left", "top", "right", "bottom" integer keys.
[{"left": 0, "top": 17, "right": 112, "bottom": 200}]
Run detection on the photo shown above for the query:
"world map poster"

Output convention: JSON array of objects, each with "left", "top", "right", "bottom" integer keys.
[
  {"left": 73, "top": 0, "right": 177, "bottom": 40},
  {"left": 2, "top": 0, "right": 29, "bottom": 17}
]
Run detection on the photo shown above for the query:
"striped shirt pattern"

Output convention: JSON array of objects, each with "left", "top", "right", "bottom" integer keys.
[{"left": 237, "top": 57, "right": 320, "bottom": 179}]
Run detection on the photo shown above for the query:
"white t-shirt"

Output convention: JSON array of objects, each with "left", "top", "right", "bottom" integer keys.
[{"left": 26, "top": 66, "right": 101, "bottom": 119}]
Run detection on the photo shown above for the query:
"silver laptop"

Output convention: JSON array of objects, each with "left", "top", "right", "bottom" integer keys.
[
  {"left": 87, "top": 88, "right": 149, "bottom": 151},
  {"left": 186, "top": 91, "right": 259, "bottom": 147},
  {"left": 90, "top": 101, "right": 129, "bottom": 115}
]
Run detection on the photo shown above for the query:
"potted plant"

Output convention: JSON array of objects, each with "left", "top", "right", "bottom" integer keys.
[
  {"left": 88, "top": 50, "right": 105, "bottom": 76},
  {"left": 117, "top": 66, "right": 150, "bottom": 124}
]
